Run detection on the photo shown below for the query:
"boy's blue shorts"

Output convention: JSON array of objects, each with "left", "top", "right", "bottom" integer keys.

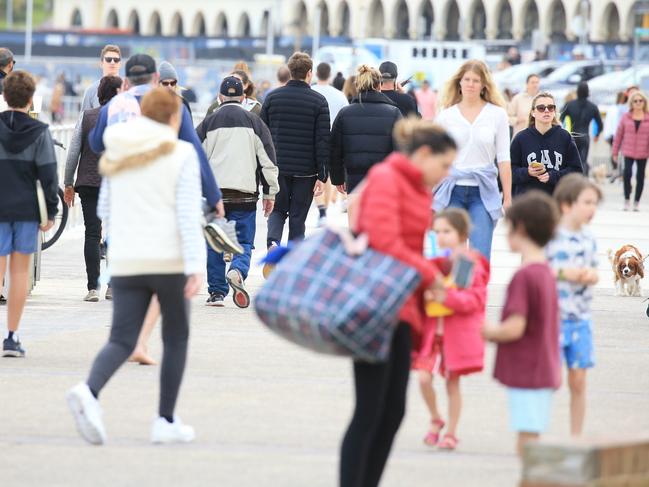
[
  {"left": 0, "top": 222, "right": 40, "bottom": 256},
  {"left": 560, "top": 319, "right": 595, "bottom": 369},
  {"left": 507, "top": 388, "right": 554, "bottom": 433}
]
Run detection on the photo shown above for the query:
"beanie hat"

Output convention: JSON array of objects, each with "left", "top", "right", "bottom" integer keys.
[{"left": 158, "top": 61, "right": 178, "bottom": 82}]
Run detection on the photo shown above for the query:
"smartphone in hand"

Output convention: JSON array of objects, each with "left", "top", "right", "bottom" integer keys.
[{"left": 452, "top": 254, "right": 475, "bottom": 289}]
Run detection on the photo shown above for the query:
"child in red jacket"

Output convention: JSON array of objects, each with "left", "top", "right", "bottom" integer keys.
[{"left": 413, "top": 208, "right": 489, "bottom": 451}]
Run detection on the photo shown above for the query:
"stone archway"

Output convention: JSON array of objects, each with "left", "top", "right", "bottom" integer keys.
[
  {"left": 238, "top": 13, "right": 251, "bottom": 37},
  {"left": 215, "top": 12, "right": 229, "bottom": 37},
  {"left": 470, "top": 0, "right": 487, "bottom": 39},
  {"left": 395, "top": 0, "right": 410, "bottom": 39},
  {"left": 418, "top": 0, "right": 434, "bottom": 39},
  {"left": 127, "top": 10, "right": 140, "bottom": 35},
  {"left": 170, "top": 12, "right": 184, "bottom": 36},
  {"left": 444, "top": 0, "right": 460, "bottom": 40},
  {"left": 367, "top": 0, "right": 385, "bottom": 37},
  {"left": 601, "top": 2, "right": 620, "bottom": 41},
  {"left": 316, "top": 1, "right": 330, "bottom": 36},
  {"left": 71, "top": 8, "right": 83, "bottom": 27},
  {"left": 294, "top": 1, "right": 309, "bottom": 37},
  {"left": 106, "top": 9, "right": 119, "bottom": 29},
  {"left": 549, "top": 0, "right": 567, "bottom": 41},
  {"left": 192, "top": 13, "right": 206, "bottom": 36},
  {"left": 523, "top": 0, "right": 539, "bottom": 40},
  {"left": 260, "top": 10, "right": 270, "bottom": 37},
  {"left": 149, "top": 11, "right": 162, "bottom": 35},
  {"left": 496, "top": 0, "right": 513, "bottom": 39},
  {"left": 337, "top": 0, "right": 351, "bottom": 37}
]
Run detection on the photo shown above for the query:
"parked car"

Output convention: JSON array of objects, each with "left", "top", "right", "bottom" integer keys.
[
  {"left": 493, "top": 60, "right": 563, "bottom": 93},
  {"left": 541, "top": 60, "right": 630, "bottom": 92},
  {"left": 551, "top": 65, "right": 649, "bottom": 109}
]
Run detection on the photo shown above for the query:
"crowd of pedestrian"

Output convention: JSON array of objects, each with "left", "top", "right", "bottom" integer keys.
[{"left": 0, "top": 41, "right": 647, "bottom": 487}]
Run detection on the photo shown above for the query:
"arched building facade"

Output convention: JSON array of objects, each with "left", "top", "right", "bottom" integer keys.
[{"left": 55, "top": 0, "right": 649, "bottom": 43}]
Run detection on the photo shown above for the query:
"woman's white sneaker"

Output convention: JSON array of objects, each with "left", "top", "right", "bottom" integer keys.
[
  {"left": 151, "top": 416, "right": 195, "bottom": 444},
  {"left": 66, "top": 382, "right": 106, "bottom": 445}
]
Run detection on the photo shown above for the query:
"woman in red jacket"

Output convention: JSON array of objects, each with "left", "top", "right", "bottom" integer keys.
[
  {"left": 340, "top": 119, "right": 457, "bottom": 487},
  {"left": 612, "top": 90, "right": 649, "bottom": 211}
]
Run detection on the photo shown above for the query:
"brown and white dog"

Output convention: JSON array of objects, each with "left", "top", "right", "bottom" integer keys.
[{"left": 608, "top": 245, "right": 645, "bottom": 297}]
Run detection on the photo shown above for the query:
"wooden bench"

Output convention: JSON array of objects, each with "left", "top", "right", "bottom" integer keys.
[{"left": 521, "top": 436, "right": 649, "bottom": 487}]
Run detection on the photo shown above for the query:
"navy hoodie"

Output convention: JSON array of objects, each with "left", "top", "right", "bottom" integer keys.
[
  {"left": 510, "top": 125, "right": 583, "bottom": 196},
  {"left": 0, "top": 111, "right": 59, "bottom": 222}
]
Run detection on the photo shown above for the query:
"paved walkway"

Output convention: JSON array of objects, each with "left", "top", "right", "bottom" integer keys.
[{"left": 1, "top": 181, "right": 648, "bottom": 486}]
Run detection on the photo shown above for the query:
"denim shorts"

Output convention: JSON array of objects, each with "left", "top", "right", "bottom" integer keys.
[
  {"left": 0, "top": 222, "right": 40, "bottom": 256},
  {"left": 507, "top": 388, "right": 554, "bottom": 433},
  {"left": 560, "top": 319, "right": 595, "bottom": 369}
]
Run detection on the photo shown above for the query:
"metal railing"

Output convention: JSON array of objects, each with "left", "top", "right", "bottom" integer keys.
[{"left": 49, "top": 123, "right": 83, "bottom": 229}]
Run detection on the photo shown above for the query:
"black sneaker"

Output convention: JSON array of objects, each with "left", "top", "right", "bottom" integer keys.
[
  {"left": 0, "top": 295, "right": 6, "bottom": 305},
  {"left": 3, "top": 336, "right": 25, "bottom": 358},
  {"left": 206, "top": 292, "right": 224, "bottom": 307}
]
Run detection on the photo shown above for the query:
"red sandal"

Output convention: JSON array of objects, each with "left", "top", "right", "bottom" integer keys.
[
  {"left": 423, "top": 418, "right": 445, "bottom": 447},
  {"left": 438, "top": 433, "right": 459, "bottom": 451}
]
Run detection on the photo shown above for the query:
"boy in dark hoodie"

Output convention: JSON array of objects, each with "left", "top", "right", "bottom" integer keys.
[
  {"left": 511, "top": 92, "right": 583, "bottom": 197},
  {"left": 0, "top": 70, "right": 58, "bottom": 357}
]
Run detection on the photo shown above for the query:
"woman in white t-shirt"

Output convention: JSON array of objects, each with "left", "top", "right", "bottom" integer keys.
[{"left": 434, "top": 60, "right": 512, "bottom": 260}]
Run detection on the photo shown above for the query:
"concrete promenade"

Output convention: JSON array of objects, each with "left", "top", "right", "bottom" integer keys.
[{"left": 0, "top": 182, "right": 648, "bottom": 486}]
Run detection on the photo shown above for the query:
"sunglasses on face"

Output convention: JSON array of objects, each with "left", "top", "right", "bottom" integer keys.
[
  {"left": 161, "top": 80, "right": 178, "bottom": 87},
  {"left": 535, "top": 104, "right": 556, "bottom": 112},
  {"left": 104, "top": 57, "right": 120, "bottom": 64},
  {"left": 633, "top": 99, "right": 645, "bottom": 104}
]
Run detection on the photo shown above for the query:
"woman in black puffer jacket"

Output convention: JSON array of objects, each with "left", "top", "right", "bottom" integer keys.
[{"left": 330, "top": 65, "right": 402, "bottom": 194}]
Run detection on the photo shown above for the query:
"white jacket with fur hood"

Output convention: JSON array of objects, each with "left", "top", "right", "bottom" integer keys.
[{"left": 97, "top": 116, "right": 206, "bottom": 277}]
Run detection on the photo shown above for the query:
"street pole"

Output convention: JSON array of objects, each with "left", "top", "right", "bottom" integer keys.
[
  {"left": 266, "top": 7, "right": 274, "bottom": 56},
  {"left": 313, "top": 5, "right": 321, "bottom": 57},
  {"left": 7, "top": 0, "right": 13, "bottom": 30},
  {"left": 25, "top": 0, "right": 33, "bottom": 63}
]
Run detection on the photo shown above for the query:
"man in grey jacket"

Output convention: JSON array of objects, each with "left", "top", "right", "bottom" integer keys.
[
  {"left": 197, "top": 76, "right": 279, "bottom": 308},
  {"left": 80, "top": 45, "right": 122, "bottom": 111}
]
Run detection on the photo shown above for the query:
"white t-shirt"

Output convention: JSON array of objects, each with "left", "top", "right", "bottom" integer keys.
[
  {"left": 436, "top": 103, "right": 510, "bottom": 186},
  {"left": 311, "top": 83, "right": 349, "bottom": 128}
]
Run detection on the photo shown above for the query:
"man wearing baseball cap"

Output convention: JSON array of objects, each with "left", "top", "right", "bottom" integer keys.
[
  {"left": 196, "top": 76, "right": 279, "bottom": 308},
  {"left": 88, "top": 53, "right": 223, "bottom": 214},
  {"left": 379, "top": 61, "right": 419, "bottom": 118}
]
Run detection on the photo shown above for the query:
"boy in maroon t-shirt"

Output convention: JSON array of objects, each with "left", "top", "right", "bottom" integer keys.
[{"left": 483, "top": 191, "right": 561, "bottom": 456}]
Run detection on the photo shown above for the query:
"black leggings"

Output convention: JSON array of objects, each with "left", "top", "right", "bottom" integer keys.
[
  {"left": 340, "top": 323, "right": 412, "bottom": 487},
  {"left": 77, "top": 186, "right": 101, "bottom": 291},
  {"left": 86, "top": 274, "right": 189, "bottom": 418},
  {"left": 623, "top": 157, "right": 647, "bottom": 203}
]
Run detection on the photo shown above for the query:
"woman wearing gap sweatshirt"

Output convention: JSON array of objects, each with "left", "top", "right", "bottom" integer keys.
[{"left": 511, "top": 92, "right": 583, "bottom": 196}]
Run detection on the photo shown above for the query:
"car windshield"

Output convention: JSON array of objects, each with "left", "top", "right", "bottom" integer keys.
[{"left": 544, "top": 63, "right": 589, "bottom": 82}]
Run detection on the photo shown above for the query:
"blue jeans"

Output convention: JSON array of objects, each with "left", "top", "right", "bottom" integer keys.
[
  {"left": 207, "top": 210, "right": 256, "bottom": 295},
  {"left": 447, "top": 185, "right": 495, "bottom": 260}
]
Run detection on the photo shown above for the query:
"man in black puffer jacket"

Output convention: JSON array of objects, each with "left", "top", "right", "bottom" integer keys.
[{"left": 260, "top": 52, "right": 330, "bottom": 248}]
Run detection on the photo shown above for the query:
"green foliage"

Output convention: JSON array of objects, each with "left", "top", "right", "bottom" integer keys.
[{"left": 0, "top": 0, "right": 53, "bottom": 29}]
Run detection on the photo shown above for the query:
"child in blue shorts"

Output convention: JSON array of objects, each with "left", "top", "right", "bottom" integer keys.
[
  {"left": 547, "top": 173, "right": 601, "bottom": 436},
  {"left": 0, "top": 71, "right": 58, "bottom": 357},
  {"left": 483, "top": 191, "right": 561, "bottom": 456}
]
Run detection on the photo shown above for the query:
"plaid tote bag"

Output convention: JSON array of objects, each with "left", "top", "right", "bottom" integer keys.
[{"left": 254, "top": 228, "right": 421, "bottom": 362}]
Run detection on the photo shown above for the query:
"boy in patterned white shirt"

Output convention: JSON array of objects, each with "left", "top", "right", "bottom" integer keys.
[{"left": 547, "top": 173, "right": 602, "bottom": 436}]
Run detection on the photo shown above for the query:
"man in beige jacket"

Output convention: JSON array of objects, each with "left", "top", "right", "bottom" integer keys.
[{"left": 508, "top": 74, "right": 540, "bottom": 136}]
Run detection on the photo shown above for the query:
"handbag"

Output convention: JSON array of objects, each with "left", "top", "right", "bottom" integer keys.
[{"left": 254, "top": 228, "right": 421, "bottom": 362}]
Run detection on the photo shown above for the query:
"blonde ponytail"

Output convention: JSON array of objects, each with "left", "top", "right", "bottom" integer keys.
[{"left": 355, "top": 64, "right": 381, "bottom": 92}]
